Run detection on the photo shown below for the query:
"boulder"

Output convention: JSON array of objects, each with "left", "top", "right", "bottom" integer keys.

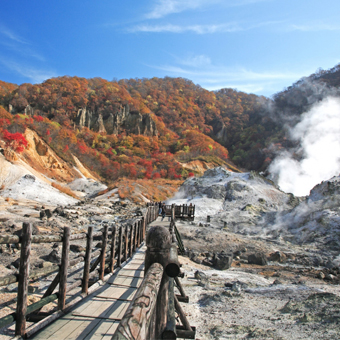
[
  {"left": 248, "top": 253, "right": 268, "bottom": 266},
  {"left": 268, "top": 251, "right": 286, "bottom": 263},
  {"left": 213, "top": 252, "right": 233, "bottom": 270},
  {"left": 70, "top": 244, "right": 86, "bottom": 253}
]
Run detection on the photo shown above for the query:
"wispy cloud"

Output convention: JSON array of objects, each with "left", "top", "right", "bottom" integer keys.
[
  {"left": 146, "top": 0, "right": 270, "bottom": 19},
  {"left": 128, "top": 20, "right": 284, "bottom": 34},
  {"left": 146, "top": 54, "right": 307, "bottom": 95},
  {"left": 146, "top": 0, "right": 214, "bottom": 19},
  {"left": 0, "top": 25, "right": 28, "bottom": 44},
  {"left": 289, "top": 23, "right": 340, "bottom": 32},
  {"left": 0, "top": 58, "right": 56, "bottom": 83},
  {"left": 128, "top": 23, "right": 242, "bottom": 34}
]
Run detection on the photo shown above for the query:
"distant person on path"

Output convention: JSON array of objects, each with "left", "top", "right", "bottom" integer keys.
[
  {"left": 158, "top": 201, "right": 162, "bottom": 215},
  {"left": 161, "top": 204, "right": 166, "bottom": 221}
]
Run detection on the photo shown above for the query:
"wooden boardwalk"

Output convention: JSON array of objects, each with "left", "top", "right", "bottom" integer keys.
[{"left": 31, "top": 247, "right": 146, "bottom": 340}]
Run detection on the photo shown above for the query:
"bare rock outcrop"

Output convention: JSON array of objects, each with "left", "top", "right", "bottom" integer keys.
[{"left": 76, "top": 105, "right": 158, "bottom": 137}]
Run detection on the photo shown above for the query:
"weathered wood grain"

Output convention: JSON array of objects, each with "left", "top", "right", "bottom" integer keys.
[
  {"left": 112, "top": 262, "right": 163, "bottom": 340},
  {"left": 15, "top": 222, "right": 32, "bottom": 336},
  {"left": 58, "top": 226, "right": 70, "bottom": 311},
  {"left": 82, "top": 226, "right": 93, "bottom": 295}
]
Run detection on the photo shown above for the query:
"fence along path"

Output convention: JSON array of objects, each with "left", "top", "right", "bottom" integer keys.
[
  {"left": 0, "top": 203, "right": 159, "bottom": 339},
  {"left": 31, "top": 247, "right": 146, "bottom": 339},
  {"left": 0, "top": 203, "right": 195, "bottom": 339}
]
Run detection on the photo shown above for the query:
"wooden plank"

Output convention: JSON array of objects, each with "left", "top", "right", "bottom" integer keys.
[
  {"left": 83, "top": 319, "right": 119, "bottom": 340},
  {"left": 73, "top": 298, "right": 130, "bottom": 320},
  {"left": 118, "top": 269, "right": 144, "bottom": 278},
  {"left": 109, "top": 276, "right": 143, "bottom": 288},
  {"left": 32, "top": 315, "right": 76, "bottom": 339},
  {"left": 122, "top": 262, "right": 144, "bottom": 270},
  {"left": 63, "top": 316, "right": 102, "bottom": 340},
  {"left": 40, "top": 316, "right": 97, "bottom": 340},
  {"left": 97, "top": 286, "right": 137, "bottom": 301}
]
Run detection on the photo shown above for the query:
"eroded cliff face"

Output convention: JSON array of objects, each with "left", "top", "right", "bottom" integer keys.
[
  {"left": 76, "top": 105, "right": 158, "bottom": 136},
  {"left": 211, "top": 118, "right": 228, "bottom": 145},
  {"left": 21, "top": 129, "right": 80, "bottom": 182}
]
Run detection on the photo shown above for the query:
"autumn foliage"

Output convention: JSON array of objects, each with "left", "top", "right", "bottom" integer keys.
[{"left": 1, "top": 129, "right": 28, "bottom": 153}]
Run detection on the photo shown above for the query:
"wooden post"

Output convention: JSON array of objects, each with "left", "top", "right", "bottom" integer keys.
[
  {"left": 145, "top": 226, "right": 172, "bottom": 339},
  {"left": 109, "top": 226, "right": 116, "bottom": 272},
  {"left": 174, "top": 295, "right": 192, "bottom": 331},
  {"left": 136, "top": 221, "right": 140, "bottom": 248},
  {"left": 175, "top": 276, "right": 188, "bottom": 301},
  {"left": 112, "top": 263, "right": 163, "bottom": 340},
  {"left": 162, "top": 277, "right": 176, "bottom": 339},
  {"left": 99, "top": 225, "right": 108, "bottom": 281},
  {"left": 142, "top": 216, "right": 146, "bottom": 241},
  {"left": 82, "top": 226, "right": 93, "bottom": 294},
  {"left": 171, "top": 204, "right": 175, "bottom": 222},
  {"left": 15, "top": 222, "right": 32, "bottom": 336},
  {"left": 129, "top": 224, "right": 133, "bottom": 258},
  {"left": 133, "top": 222, "right": 137, "bottom": 252},
  {"left": 58, "top": 227, "right": 70, "bottom": 310},
  {"left": 117, "top": 226, "right": 123, "bottom": 267},
  {"left": 125, "top": 226, "right": 129, "bottom": 262}
]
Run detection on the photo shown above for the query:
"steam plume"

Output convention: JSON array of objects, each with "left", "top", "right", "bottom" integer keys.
[{"left": 269, "top": 96, "right": 340, "bottom": 196}]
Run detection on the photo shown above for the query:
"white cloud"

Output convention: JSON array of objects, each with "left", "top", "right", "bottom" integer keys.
[
  {"left": 154, "top": 63, "right": 303, "bottom": 82},
  {"left": 146, "top": 0, "right": 214, "bottom": 19},
  {"left": 146, "top": 0, "right": 271, "bottom": 19},
  {"left": 289, "top": 23, "right": 340, "bottom": 32},
  {"left": 0, "top": 25, "right": 28, "bottom": 44},
  {"left": 178, "top": 55, "right": 212, "bottom": 67},
  {"left": 146, "top": 55, "right": 308, "bottom": 95},
  {"left": 129, "top": 23, "right": 243, "bottom": 34},
  {"left": 129, "top": 20, "right": 284, "bottom": 34},
  {"left": 0, "top": 58, "right": 56, "bottom": 84}
]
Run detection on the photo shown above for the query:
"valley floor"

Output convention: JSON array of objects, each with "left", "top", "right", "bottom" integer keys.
[{"left": 175, "top": 220, "right": 340, "bottom": 340}]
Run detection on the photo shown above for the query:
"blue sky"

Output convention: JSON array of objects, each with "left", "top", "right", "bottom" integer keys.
[{"left": 0, "top": 0, "right": 340, "bottom": 97}]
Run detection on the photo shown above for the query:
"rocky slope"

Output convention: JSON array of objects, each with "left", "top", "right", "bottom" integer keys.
[{"left": 166, "top": 167, "right": 340, "bottom": 339}]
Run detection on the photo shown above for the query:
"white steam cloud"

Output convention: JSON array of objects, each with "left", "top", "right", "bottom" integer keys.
[{"left": 269, "top": 96, "right": 340, "bottom": 196}]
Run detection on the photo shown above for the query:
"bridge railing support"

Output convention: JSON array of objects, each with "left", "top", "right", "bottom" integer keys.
[
  {"left": 112, "top": 224, "right": 195, "bottom": 340},
  {"left": 0, "top": 203, "right": 159, "bottom": 338}
]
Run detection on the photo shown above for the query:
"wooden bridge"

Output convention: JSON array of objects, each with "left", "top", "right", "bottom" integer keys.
[{"left": 0, "top": 203, "right": 195, "bottom": 339}]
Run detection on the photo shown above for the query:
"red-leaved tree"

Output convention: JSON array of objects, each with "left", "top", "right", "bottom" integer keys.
[{"left": 2, "top": 130, "right": 28, "bottom": 153}]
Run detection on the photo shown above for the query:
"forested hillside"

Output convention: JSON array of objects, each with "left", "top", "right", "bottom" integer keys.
[{"left": 1, "top": 62, "right": 340, "bottom": 183}]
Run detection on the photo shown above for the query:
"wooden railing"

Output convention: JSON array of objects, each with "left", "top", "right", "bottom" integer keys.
[
  {"left": 0, "top": 203, "right": 159, "bottom": 337},
  {"left": 112, "top": 205, "right": 195, "bottom": 340},
  {"left": 163, "top": 204, "right": 195, "bottom": 221}
]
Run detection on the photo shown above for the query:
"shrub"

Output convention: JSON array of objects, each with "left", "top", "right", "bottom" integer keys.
[{"left": 2, "top": 129, "right": 28, "bottom": 153}]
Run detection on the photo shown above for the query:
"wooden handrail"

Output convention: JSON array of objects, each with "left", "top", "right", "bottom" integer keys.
[
  {"left": 111, "top": 262, "right": 164, "bottom": 340},
  {"left": 113, "top": 217, "right": 195, "bottom": 340},
  {"left": 0, "top": 204, "right": 159, "bottom": 337}
]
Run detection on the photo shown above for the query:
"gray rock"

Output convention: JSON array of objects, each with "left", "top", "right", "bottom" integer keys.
[
  {"left": 268, "top": 251, "right": 286, "bottom": 263},
  {"left": 213, "top": 253, "right": 233, "bottom": 270},
  {"left": 6, "top": 283, "right": 18, "bottom": 292},
  {"left": 70, "top": 244, "right": 86, "bottom": 252},
  {"left": 248, "top": 253, "right": 268, "bottom": 266},
  {"left": 47, "top": 249, "right": 61, "bottom": 263},
  {"left": 11, "top": 258, "right": 21, "bottom": 269},
  {"left": 194, "top": 270, "right": 208, "bottom": 281},
  {"left": 325, "top": 273, "right": 335, "bottom": 281}
]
